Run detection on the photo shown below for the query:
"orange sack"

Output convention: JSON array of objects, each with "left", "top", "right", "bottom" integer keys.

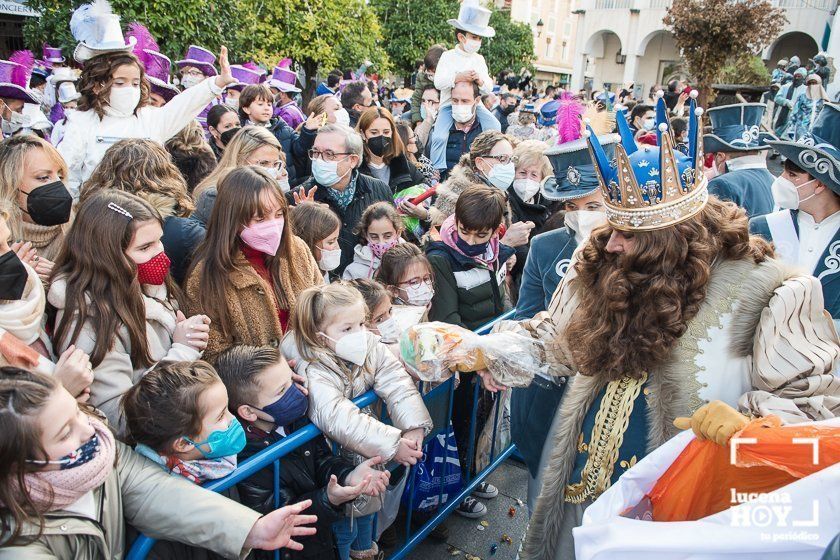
[{"left": 646, "top": 416, "right": 840, "bottom": 522}]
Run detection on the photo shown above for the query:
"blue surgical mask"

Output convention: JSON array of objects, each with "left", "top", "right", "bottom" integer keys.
[
  {"left": 420, "top": 105, "right": 427, "bottom": 120},
  {"left": 312, "top": 158, "right": 350, "bottom": 187},
  {"left": 184, "top": 417, "right": 246, "bottom": 459},
  {"left": 485, "top": 162, "right": 515, "bottom": 190},
  {"left": 260, "top": 384, "right": 309, "bottom": 427}
]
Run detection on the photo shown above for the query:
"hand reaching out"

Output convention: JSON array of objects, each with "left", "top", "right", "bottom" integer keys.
[
  {"left": 243, "top": 499, "right": 318, "bottom": 552},
  {"left": 345, "top": 456, "right": 390, "bottom": 497}
]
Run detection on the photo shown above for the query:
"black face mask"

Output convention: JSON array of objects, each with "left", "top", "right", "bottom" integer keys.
[
  {"left": 367, "top": 136, "right": 392, "bottom": 158},
  {"left": 0, "top": 250, "right": 27, "bottom": 300},
  {"left": 21, "top": 180, "right": 72, "bottom": 226},
  {"left": 220, "top": 127, "right": 241, "bottom": 147}
]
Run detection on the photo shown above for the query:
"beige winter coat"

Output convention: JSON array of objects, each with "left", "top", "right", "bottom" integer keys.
[
  {"left": 47, "top": 278, "right": 201, "bottom": 433},
  {"left": 0, "top": 441, "right": 260, "bottom": 560},
  {"left": 282, "top": 331, "right": 433, "bottom": 461}
]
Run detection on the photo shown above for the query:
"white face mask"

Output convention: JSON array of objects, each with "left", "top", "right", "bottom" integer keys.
[
  {"left": 463, "top": 39, "right": 482, "bottom": 54},
  {"left": 225, "top": 97, "right": 239, "bottom": 110},
  {"left": 452, "top": 103, "right": 475, "bottom": 124},
  {"left": 1, "top": 107, "right": 26, "bottom": 134},
  {"left": 317, "top": 246, "right": 342, "bottom": 272},
  {"left": 513, "top": 178, "right": 541, "bottom": 201},
  {"left": 564, "top": 210, "right": 608, "bottom": 243},
  {"left": 375, "top": 317, "right": 400, "bottom": 344},
  {"left": 771, "top": 176, "right": 818, "bottom": 210},
  {"left": 334, "top": 107, "right": 350, "bottom": 126},
  {"left": 405, "top": 282, "right": 434, "bottom": 307},
  {"left": 278, "top": 177, "right": 291, "bottom": 193},
  {"left": 180, "top": 74, "right": 203, "bottom": 89},
  {"left": 108, "top": 86, "right": 141, "bottom": 116},
  {"left": 642, "top": 117, "right": 655, "bottom": 131},
  {"left": 485, "top": 162, "right": 516, "bottom": 190},
  {"left": 322, "top": 329, "right": 368, "bottom": 366}
]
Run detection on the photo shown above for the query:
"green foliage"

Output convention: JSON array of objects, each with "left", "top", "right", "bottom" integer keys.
[
  {"left": 371, "top": 0, "right": 460, "bottom": 76},
  {"left": 482, "top": 8, "right": 535, "bottom": 77},
  {"left": 23, "top": 0, "right": 389, "bottom": 99},
  {"left": 23, "top": 0, "right": 257, "bottom": 64},
  {"left": 717, "top": 54, "right": 772, "bottom": 85}
]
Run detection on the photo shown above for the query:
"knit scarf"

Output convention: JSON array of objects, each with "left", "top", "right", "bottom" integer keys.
[
  {"left": 17, "top": 416, "right": 116, "bottom": 512},
  {"left": 134, "top": 443, "right": 237, "bottom": 484},
  {"left": 0, "top": 262, "right": 51, "bottom": 372},
  {"left": 326, "top": 175, "right": 357, "bottom": 209},
  {"left": 21, "top": 221, "right": 64, "bottom": 253},
  {"left": 439, "top": 214, "right": 499, "bottom": 268}
]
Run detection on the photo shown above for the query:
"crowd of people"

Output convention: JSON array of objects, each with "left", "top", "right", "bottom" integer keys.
[{"left": 0, "top": 0, "right": 839, "bottom": 559}]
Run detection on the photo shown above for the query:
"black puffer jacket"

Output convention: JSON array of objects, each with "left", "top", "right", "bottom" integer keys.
[
  {"left": 289, "top": 170, "right": 393, "bottom": 275},
  {"left": 236, "top": 421, "right": 356, "bottom": 560}
]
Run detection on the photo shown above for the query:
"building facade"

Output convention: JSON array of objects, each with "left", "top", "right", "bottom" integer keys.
[
  {"left": 570, "top": 0, "right": 834, "bottom": 97},
  {"left": 503, "top": 0, "right": 578, "bottom": 89}
]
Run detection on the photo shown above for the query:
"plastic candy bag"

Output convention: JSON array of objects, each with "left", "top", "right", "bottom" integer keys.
[{"left": 399, "top": 321, "right": 544, "bottom": 385}]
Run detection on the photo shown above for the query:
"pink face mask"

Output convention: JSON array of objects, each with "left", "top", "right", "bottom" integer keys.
[
  {"left": 241, "top": 217, "right": 284, "bottom": 256},
  {"left": 368, "top": 238, "right": 399, "bottom": 259}
]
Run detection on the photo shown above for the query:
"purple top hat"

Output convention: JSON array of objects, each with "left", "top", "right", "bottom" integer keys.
[
  {"left": 268, "top": 66, "right": 301, "bottom": 93},
  {"left": 0, "top": 60, "right": 38, "bottom": 104},
  {"left": 228, "top": 64, "right": 264, "bottom": 92},
  {"left": 175, "top": 45, "right": 217, "bottom": 77},
  {"left": 144, "top": 50, "right": 179, "bottom": 102},
  {"left": 43, "top": 45, "right": 65, "bottom": 64}
]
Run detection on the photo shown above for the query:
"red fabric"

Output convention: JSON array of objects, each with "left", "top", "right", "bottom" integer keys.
[
  {"left": 137, "top": 251, "right": 171, "bottom": 285},
  {"left": 240, "top": 245, "right": 288, "bottom": 330}
]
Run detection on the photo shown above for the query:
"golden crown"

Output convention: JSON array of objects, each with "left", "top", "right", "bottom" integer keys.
[{"left": 585, "top": 93, "right": 708, "bottom": 231}]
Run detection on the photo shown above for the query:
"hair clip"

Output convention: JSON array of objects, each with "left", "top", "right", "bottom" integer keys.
[{"left": 107, "top": 202, "right": 133, "bottom": 220}]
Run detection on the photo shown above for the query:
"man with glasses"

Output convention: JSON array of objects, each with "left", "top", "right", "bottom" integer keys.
[
  {"left": 415, "top": 85, "right": 441, "bottom": 152},
  {"left": 292, "top": 123, "right": 392, "bottom": 275}
]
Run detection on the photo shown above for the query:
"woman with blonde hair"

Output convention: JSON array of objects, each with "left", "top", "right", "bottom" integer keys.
[
  {"left": 356, "top": 107, "right": 425, "bottom": 193},
  {"left": 192, "top": 126, "right": 291, "bottom": 227},
  {"left": 80, "top": 139, "right": 206, "bottom": 284},
  {"left": 0, "top": 134, "right": 73, "bottom": 281},
  {"left": 164, "top": 120, "right": 217, "bottom": 194}
]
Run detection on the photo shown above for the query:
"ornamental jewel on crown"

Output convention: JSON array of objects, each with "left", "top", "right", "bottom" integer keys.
[{"left": 585, "top": 91, "right": 709, "bottom": 231}]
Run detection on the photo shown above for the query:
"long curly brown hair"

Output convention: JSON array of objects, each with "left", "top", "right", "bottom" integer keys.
[
  {"left": 76, "top": 52, "right": 151, "bottom": 118},
  {"left": 565, "top": 197, "right": 773, "bottom": 381},
  {"left": 79, "top": 139, "right": 194, "bottom": 217}
]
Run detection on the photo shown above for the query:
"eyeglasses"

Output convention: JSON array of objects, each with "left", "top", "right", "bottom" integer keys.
[
  {"left": 399, "top": 275, "right": 433, "bottom": 289},
  {"left": 182, "top": 69, "right": 205, "bottom": 78},
  {"left": 309, "top": 149, "right": 352, "bottom": 162},
  {"left": 251, "top": 159, "right": 286, "bottom": 171},
  {"left": 422, "top": 98, "right": 440, "bottom": 106},
  {"left": 484, "top": 155, "right": 518, "bottom": 165}
]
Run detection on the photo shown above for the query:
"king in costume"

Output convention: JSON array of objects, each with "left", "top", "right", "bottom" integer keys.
[{"left": 478, "top": 95, "right": 840, "bottom": 560}]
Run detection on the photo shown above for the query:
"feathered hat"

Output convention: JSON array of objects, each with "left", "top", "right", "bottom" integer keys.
[
  {"left": 70, "top": 0, "right": 136, "bottom": 63},
  {"left": 228, "top": 64, "right": 265, "bottom": 92},
  {"left": 125, "top": 24, "right": 178, "bottom": 102},
  {"left": 544, "top": 93, "right": 617, "bottom": 202},
  {"left": 0, "top": 59, "right": 39, "bottom": 104},
  {"left": 585, "top": 91, "right": 708, "bottom": 231}
]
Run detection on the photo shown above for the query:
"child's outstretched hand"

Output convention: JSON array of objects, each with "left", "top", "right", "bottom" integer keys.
[
  {"left": 345, "top": 456, "right": 391, "bottom": 497},
  {"left": 244, "top": 499, "right": 317, "bottom": 552},
  {"left": 326, "top": 474, "right": 372, "bottom": 506},
  {"left": 394, "top": 437, "right": 423, "bottom": 466}
]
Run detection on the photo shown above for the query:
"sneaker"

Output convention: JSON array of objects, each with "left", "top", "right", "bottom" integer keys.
[
  {"left": 473, "top": 481, "right": 499, "bottom": 499},
  {"left": 455, "top": 496, "right": 487, "bottom": 518}
]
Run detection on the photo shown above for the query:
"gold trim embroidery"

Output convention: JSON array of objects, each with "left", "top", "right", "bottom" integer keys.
[{"left": 565, "top": 372, "right": 647, "bottom": 503}]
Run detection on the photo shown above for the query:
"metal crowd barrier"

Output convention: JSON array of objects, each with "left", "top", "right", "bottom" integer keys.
[{"left": 127, "top": 309, "right": 518, "bottom": 560}]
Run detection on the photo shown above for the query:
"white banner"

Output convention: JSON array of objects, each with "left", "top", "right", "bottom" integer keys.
[{"left": 0, "top": 1, "right": 39, "bottom": 17}]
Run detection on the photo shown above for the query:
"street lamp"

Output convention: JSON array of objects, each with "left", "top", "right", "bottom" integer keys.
[
  {"left": 536, "top": 18, "right": 544, "bottom": 37},
  {"left": 615, "top": 51, "right": 627, "bottom": 64}
]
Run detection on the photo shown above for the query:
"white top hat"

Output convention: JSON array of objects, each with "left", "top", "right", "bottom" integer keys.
[
  {"left": 58, "top": 82, "right": 81, "bottom": 104},
  {"left": 70, "top": 1, "right": 136, "bottom": 63},
  {"left": 447, "top": 0, "right": 495, "bottom": 38}
]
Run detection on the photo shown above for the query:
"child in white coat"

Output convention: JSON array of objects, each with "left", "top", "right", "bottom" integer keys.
[
  {"left": 57, "top": 47, "right": 235, "bottom": 196},
  {"left": 48, "top": 191, "right": 210, "bottom": 433}
]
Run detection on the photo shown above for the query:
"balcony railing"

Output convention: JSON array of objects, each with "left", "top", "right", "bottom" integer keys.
[{"left": 593, "top": 0, "right": 633, "bottom": 9}]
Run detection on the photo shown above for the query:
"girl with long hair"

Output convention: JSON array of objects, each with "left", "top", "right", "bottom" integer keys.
[
  {"left": 355, "top": 107, "right": 425, "bottom": 193},
  {"left": 80, "top": 139, "right": 205, "bottom": 284},
  {"left": 56, "top": 48, "right": 235, "bottom": 195},
  {"left": 184, "top": 166, "right": 322, "bottom": 362},
  {"left": 0, "top": 366, "right": 318, "bottom": 556},
  {"left": 48, "top": 191, "right": 210, "bottom": 431}
]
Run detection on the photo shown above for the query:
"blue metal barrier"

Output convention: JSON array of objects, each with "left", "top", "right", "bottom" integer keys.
[{"left": 127, "top": 309, "right": 519, "bottom": 560}]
